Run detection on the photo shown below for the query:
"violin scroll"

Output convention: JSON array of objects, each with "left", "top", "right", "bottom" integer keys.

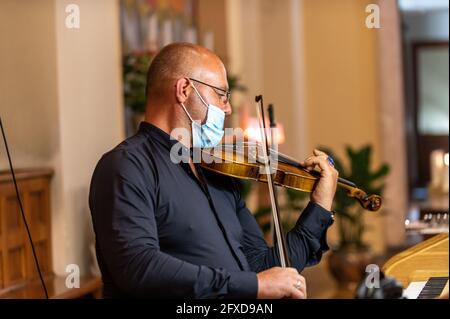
[
  {"left": 348, "top": 188, "right": 382, "bottom": 212},
  {"left": 364, "top": 194, "right": 382, "bottom": 212}
]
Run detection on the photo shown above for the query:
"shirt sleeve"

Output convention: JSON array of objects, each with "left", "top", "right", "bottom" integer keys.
[
  {"left": 89, "top": 150, "right": 257, "bottom": 298},
  {"left": 233, "top": 180, "right": 334, "bottom": 273}
]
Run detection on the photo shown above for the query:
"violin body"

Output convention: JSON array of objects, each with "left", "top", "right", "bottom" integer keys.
[{"left": 201, "top": 147, "right": 317, "bottom": 192}]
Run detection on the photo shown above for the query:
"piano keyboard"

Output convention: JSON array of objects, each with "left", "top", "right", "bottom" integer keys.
[{"left": 404, "top": 277, "right": 449, "bottom": 299}]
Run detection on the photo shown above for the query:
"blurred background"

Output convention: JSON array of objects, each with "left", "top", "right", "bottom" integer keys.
[{"left": 0, "top": 0, "right": 448, "bottom": 298}]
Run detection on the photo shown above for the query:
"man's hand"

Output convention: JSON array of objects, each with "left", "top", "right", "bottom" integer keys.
[
  {"left": 256, "top": 267, "right": 307, "bottom": 299},
  {"left": 300, "top": 149, "right": 338, "bottom": 211}
]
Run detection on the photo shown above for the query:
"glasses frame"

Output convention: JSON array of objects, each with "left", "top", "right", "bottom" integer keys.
[{"left": 188, "top": 77, "right": 231, "bottom": 104}]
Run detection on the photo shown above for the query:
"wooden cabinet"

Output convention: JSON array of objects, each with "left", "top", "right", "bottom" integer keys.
[
  {"left": 0, "top": 168, "right": 102, "bottom": 298},
  {"left": 0, "top": 168, "right": 53, "bottom": 291}
]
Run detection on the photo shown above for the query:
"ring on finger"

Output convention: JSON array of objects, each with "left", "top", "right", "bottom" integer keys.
[{"left": 327, "top": 156, "right": 335, "bottom": 167}]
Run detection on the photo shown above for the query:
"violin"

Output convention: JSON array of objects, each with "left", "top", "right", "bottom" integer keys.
[
  {"left": 200, "top": 143, "right": 382, "bottom": 212},
  {"left": 199, "top": 95, "right": 382, "bottom": 268}
]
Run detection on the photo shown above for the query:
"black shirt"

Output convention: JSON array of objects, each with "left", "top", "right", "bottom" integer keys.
[{"left": 89, "top": 122, "right": 334, "bottom": 298}]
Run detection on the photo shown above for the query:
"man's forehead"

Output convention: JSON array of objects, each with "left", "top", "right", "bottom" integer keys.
[{"left": 197, "top": 66, "right": 228, "bottom": 90}]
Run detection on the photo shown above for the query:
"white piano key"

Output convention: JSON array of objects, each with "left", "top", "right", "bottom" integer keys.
[{"left": 403, "top": 281, "right": 427, "bottom": 299}]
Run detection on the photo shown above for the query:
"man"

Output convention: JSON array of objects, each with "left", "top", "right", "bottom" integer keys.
[{"left": 89, "top": 43, "right": 338, "bottom": 299}]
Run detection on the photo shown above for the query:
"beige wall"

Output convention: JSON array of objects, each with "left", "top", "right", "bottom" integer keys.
[
  {"left": 197, "top": 0, "right": 228, "bottom": 63},
  {"left": 53, "top": 0, "right": 124, "bottom": 275},
  {"left": 0, "top": 0, "right": 124, "bottom": 276},
  {"left": 303, "top": 0, "right": 380, "bottom": 162},
  {"left": 0, "top": 0, "right": 60, "bottom": 170},
  {"left": 376, "top": 0, "right": 407, "bottom": 247},
  {"left": 259, "top": 0, "right": 304, "bottom": 159},
  {"left": 302, "top": 0, "right": 385, "bottom": 251}
]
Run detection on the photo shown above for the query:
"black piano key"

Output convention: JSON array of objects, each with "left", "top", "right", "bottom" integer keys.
[{"left": 417, "top": 277, "right": 448, "bottom": 299}]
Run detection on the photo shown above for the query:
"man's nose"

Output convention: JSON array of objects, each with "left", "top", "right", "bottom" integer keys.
[{"left": 223, "top": 101, "right": 232, "bottom": 116}]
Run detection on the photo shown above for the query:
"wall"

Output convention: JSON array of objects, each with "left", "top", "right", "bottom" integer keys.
[
  {"left": 197, "top": 0, "right": 228, "bottom": 63},
  {"left": 302, "top": 0, "right": 385, "bottom": 251},
  {"left": 373, "top": 0, "right": 409, "bottom": 248},
  {"left": 0, "top": 0, "right": 124, "bottom": 276},
  {"left": 302, "top": 0, "right": 380, "bottom": 162},
  {"left": 0, "top": 0, "right": 60, "bottom": 170},
  {"left": 53, "top": 0, "right": 125, "bottom": 275}
]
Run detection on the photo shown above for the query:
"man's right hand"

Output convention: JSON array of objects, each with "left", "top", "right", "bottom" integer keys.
[{"left": 256, "top": 267, "right": 307, "bottom": 299}]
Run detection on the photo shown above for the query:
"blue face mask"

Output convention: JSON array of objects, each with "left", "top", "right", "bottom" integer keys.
[{"left": 180, "top": 82, "right": 225, "bottom": 148}]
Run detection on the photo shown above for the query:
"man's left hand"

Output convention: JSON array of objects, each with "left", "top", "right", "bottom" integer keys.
[{"left": 300, "top": 149, "right": 338, "bottom": 211}]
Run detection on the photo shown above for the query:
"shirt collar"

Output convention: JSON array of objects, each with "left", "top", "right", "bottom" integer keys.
[{"left": 138, "top": 121, "right": 191, "bottom": 158}]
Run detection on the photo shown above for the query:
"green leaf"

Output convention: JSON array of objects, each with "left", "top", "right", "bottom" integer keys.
[{"left": 369, "top": 164, "right": 390, "bottom": 182}]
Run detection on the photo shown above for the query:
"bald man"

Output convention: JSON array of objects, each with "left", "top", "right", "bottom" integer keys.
[{"left": 89, "top": 43, "right": 338, "bottom": 299}]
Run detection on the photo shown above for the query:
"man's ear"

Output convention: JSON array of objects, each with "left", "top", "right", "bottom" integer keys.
[{"left": 175, "top": 78, "right": 191, "bottom": 104}]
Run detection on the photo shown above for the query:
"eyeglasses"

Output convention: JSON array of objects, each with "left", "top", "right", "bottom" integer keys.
[{"left": 189, "top": 78, "right": 231, "bottom": 104}]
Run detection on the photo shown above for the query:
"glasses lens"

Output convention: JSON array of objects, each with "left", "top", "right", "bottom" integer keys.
[{"left": 190, "top": 78, "right": 230, "bottom": 104}]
